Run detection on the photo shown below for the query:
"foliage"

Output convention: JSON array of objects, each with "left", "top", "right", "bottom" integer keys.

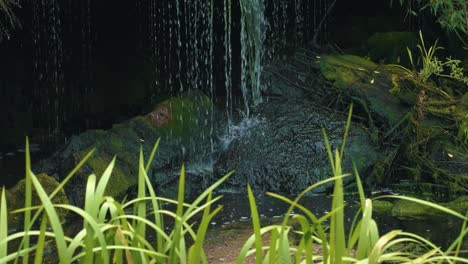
[
  {"left": 0, "top": 109, "right": 467, "bottom": 263},
  {"left": 391, "top": 31, "right": 468, "bottom": 85},
  {"left": 0, "top": 138, "right": 233, "bottom": 263},
  {"left": 236, "top": 105, "right": 468, "bottom": 263},
  {"left": 392, "top": 0, "right": 468, "bottom": 40}
]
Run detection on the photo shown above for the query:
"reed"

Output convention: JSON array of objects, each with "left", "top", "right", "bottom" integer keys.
[{"left": 0, "top": 105, "right": 467, "bottom": 263}]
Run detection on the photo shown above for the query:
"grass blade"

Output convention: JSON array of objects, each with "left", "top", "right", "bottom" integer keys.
[
  {"left": 22, "top": 138, "right": 32, "bottom": 264},
  {"left": 340, "top": 103, "right": 353, "bottom": 158},
  {"left": 329, "top": 150, "right": 346, "bottom": 264},
  {"left": 169, "top": 165, "right": 186, "bottom": 263},
  {"left": 95, "top": 156, "right": 116, "bottom": 206},
  {"left": 248, "top": 184, "right": 264, "bottom": 264},
  {"left": 29, "top": 171, "right": 71, "bottom": 263},
  {"left": 0, "top": 187, "right": 7, "bottom": 259},
  {"left": 141, "top": 153, "right": 165, "bottom": 259},
  {"left": 188, "top": 193, "right": 221, "bottom": 264},
  {"left": 136, "top": 147, "right": 147, "bottom": 241},
  {"left": 83, "top": 174, "right": 96, "bottom": 264},
  {"left": 33, "top": 214, "right": 48, "bottom": 264},
  {"left": 368, "top": 230, "right": 401, "bottom": 263},
  {"left": 145, "top": 137, "right": 160, "bottom": 173}
]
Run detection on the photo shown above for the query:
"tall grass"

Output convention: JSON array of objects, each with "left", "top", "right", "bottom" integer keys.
[
  {"left": 0, "top": 105, "right": 467, "bottom": 263},
  {"left": 236, "top": 104, "right": 468, "bottom": 263},
  {"left": 0, "top": 137, "right": 233, "bottom": 263}
]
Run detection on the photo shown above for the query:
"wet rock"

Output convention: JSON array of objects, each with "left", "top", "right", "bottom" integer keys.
[
  {"left": 34, "top": 92, "right": 218, "bottom": 206},
  {"left": 372, "top": 200, "right": 393, "bottom": 215},
  {"left": 319, "top": 54, "right": 411, "bottom": 128},
  {"left": 5, "top": 173, "right": 68, "bottom": 226},
  {"left": 373, "top": 196, "right": 468, "bottom": 220},
  {"left": 213, "top": 99, "right": 381, "bottom": 195}
]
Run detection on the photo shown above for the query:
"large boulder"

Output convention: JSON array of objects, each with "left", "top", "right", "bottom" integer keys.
[
  {"left": 35, "top": 92, "right": 218, "bottom": 206},
  {"left": 213, "top": 99, "right": 381, "bottom": 194}
]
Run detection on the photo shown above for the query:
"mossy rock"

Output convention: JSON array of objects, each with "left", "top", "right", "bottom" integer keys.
[
  {"left": 76, "top": 149, "right": 134, "bottom": 200},
  {"left": 319, "top": 54, "right": 410, "bottom": 127},
  {"left": 38, "top": 92, "right": 216, "bottom": 206},
  {"left": 375, "top": 196, "right": 468, "bottom": 220},
  {"left": 5, "top": 173, "right": 69, "bottom": 226},
  {"left": 391, "top": 200, "right": 443, "bottom": 219},
  {"left": 366, "top": 32, "right": 417, "bottom": 65},
  {"left": 320, "top": 55, "right": 379, "bottom": 88},
  {"left": 445, "top": 196, "right": 468, "bottom": 214},
  {"left": 143, "top": 94, "right": 213, "bottom": 144},
  {"left": 372, "top": 200, "right": 393, "bottom": 215}
]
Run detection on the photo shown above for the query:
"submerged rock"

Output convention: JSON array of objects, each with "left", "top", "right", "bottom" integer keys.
[
  {"left": 213, "top": 99, "right": 381, "bottom": 195},
  {"left": 35, "top": 92, "right": 218, "bottom": 206}
]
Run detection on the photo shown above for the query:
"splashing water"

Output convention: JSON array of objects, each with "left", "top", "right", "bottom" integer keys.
[{"left": 219, "top": 114, "right": 266, "bottom": 150}]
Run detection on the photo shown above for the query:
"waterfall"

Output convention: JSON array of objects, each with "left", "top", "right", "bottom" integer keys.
[
  {"left": 240, "top": 0, "right": 266, "bottom": 114},
  {"left": 224, "top": 0, "right": 233, "bottom": 124},
  {"left": 20, "top": 0, "right": 334, "bottom": 144}
]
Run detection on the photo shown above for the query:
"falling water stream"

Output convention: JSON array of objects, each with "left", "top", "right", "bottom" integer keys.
[
  {"left": 0, "top": 0, "right": 335, "bottom": 188},
  {"left": 20, "top": 0, "right": 334, "bottom": 137}
]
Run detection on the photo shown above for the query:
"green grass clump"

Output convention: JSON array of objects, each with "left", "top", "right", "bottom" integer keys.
[
  {"left": 236, "top": 105, "right": 468, "bottom": 264},
  {"left": 0, "top": 137, "right": 233, "bottom": 263},
  {"left": 0, "top": 105, "right": 467, "bottom": 263}
]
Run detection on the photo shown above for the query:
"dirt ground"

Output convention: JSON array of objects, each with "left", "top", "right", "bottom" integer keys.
[{"left": 204, "top": 226, "right": 258, "bottom": 264}]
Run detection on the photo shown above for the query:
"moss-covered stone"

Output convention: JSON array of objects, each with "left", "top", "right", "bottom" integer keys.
[
  {"left": 76, "top": 149, "right": 134, "bottom": 200},
  {"left": 320, "top": 55, "right": 379, "bottom": 88},
  {"left": 372, "top": 200, "right": 393, "bottom": 215},
  {"left": 374, "top": 196, "right": 468, "bottom": 220},
  {"left": 37, "top": 92, "right": 216, "bottom": 206},
  {"left": 391, "top": 200, "right": 442, "bottom": 219},
  {"left": 144, "top": 94, "right": 213, "bottom": 144},
  {"left": 319, "top": 54, "right": 411, "bottom": 127},
  {"left": 5, "top": 173, "right": 69, "bottom": 225}
]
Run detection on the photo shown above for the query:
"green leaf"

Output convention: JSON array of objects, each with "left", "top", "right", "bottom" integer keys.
[
  {"left": 248, "top": 184, "right": 264, "bottom": 264},
  {"left": 0, "top": 187, "right": 7, "bottom": 259},
  {"left": 34, "top": 215, "right": 48, "bottom": 264},
  {"left": 22, "top": 138, "right": 32, "bottom": 264},
  {"left": 29, "top": 171, "right": 71, "bottom": 263}
]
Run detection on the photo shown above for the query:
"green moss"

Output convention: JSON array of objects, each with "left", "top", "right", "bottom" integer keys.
[
  {"left": 445, "top": 196, "right": 468, "bottom": 213},
  {"left": 372, "top": 200, "right": 393, "bottom": 215},
  {"left": 320, "top": 55, "right": 379, "bottom": 88},
  {"left": 79, "top": 150, "right": 134, "bottom": 199},
  {"left": 391, "top": 199, "right": 441, "bottom": 219},
  {"left": 374, "top": 196, "right": 468, "bottom": 220},
  {"left": 6, "top": 173, "right": 69, "bottom": 224},
  {"left": 109, "top": 133, "right": 124, "bottom": 149},
  {"left": 144, "top": 95, "right": 213, "bottom": 144}
]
